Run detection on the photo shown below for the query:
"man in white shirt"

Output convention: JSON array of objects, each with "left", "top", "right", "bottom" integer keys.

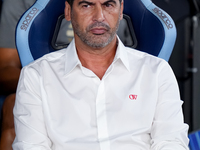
[{"left": 12, "top": 0, "right": 189, "bottom": 149}]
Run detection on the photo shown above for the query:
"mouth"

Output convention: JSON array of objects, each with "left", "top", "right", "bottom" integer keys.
[{"left": 90, "top": 27, "right": 108, "bottom": 35}]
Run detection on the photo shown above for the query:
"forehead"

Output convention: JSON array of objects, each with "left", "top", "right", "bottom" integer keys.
[{"left": 74, "top": 0, "right": 119, "bottom": 4}]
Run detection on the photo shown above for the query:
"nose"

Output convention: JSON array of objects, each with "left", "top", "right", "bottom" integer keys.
[{"left": 93, "top": 5, "right": 105, "bottom": 22}]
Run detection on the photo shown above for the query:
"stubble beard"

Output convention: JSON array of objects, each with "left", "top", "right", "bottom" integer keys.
[{"left": 71, "top": 13, "right": 121, "bottom": 49}]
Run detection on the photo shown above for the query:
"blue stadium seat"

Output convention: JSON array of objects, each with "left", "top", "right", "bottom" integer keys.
[
  {"left": 189, "top": 130, "right": 200, "bottom": 150},
  {"left": 16, "top": 0, "right": 176, "bottom": 67}
]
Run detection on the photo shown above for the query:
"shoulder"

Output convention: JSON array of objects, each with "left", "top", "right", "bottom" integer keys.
[
  {"left": 0, "top": 0, "right": 35, "bottom": 22},
  {"left": 23, "top": 48, "right": 67, "bottom": 71},
  {"left": 125, "top": 46, "right": 169, "bottom": 69},
  {"left": 124, "top": 47, "right": 177, "bottom": 86},
  {"left": 0, "top": 0, "right": 36, "bottom": 48}
]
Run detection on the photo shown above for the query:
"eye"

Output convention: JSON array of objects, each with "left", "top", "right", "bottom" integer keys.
[
  {"left": 105, "top": 3, "right": 112, "bottom": 7},
  {"left": 82, "top": 4, "right": 91, "bottom": 8},
  {"left": 103, "top": 1, "right": 116, "bottom": 8}
]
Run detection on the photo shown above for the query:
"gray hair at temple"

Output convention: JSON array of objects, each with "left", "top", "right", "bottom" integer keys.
[{"left": 66, "top": 0, "right": 123, "bottom": 8}]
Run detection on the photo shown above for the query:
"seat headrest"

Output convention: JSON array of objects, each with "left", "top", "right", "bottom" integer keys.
[{"left": 16, "top": 0, "right": 176, "bottom": 67}]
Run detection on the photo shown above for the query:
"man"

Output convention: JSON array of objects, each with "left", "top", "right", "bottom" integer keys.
[{"left": 13, "top": 0, "right": 189, "bottom": 149}]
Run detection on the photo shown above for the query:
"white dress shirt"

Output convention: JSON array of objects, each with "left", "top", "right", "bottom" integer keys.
[{"left": 13, "top": 38, "right": 189, "bottom": 150}]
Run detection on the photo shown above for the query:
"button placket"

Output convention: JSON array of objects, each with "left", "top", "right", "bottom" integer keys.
[{"left": 95, "top": 80, "right": 110, "bottom": 150}]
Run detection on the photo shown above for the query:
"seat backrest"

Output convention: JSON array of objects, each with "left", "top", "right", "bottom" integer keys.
[
  {"left": 189, "top": 130, "right": 200, "bottom": 150},
  {"left": 16, "top": 0, "right": 176, "bottom": 67}
]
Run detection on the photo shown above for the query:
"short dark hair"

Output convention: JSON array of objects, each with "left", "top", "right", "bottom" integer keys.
[
  {"left": 66, "top": 0, "right": 122, "bottom": 8},
  {"left": 66, "top": 0, "right": 74, "bottom": 7}
]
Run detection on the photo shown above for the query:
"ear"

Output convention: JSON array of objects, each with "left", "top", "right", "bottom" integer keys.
[
  {"left": 120, "top": 0, "right": 124, "bottom": 20},
  {"left": 65, "top": 1, "right": 71, "bottom": 21}
]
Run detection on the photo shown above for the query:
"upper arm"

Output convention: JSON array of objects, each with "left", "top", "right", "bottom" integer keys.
[
  {"left": 0, "top": 48, "right": 22, "bottom": 94},
  {"left": 150, "top": 61, "right": 189, "bottom": 150},
  {"left": 13, "top": 67, "right": 52, "bottom": 149},
  {"left": 0, "top": 48, "right": 21, "bottom": 69}
]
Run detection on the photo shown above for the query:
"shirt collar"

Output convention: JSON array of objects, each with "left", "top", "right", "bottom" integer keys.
[
  {"left": 64, "top": 39, "right": 81, "bottom": 75},
  {"left": 64, "top": 37, "right": 131, "bottom": 75},
  {"left": 113, "top": 37, "right": 130, "bottom": 72}
]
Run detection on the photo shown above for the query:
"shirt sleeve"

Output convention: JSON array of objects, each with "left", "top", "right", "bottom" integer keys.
[
  {"left": 150, "top": 61, "right": 189, "bottom": 150},
  {"left": 12, "top": 66, "right": 52, "bottom": 150}
]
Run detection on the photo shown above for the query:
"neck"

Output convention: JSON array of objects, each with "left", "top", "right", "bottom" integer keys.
[{"left": 75, "top": 36, "right": 118, "bottom": 79}]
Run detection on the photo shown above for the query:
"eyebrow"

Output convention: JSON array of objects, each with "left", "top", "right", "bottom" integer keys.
[
  {"left": 102, "top": 0, "right": 117, "bottom": 5},
  {"left": 78, "top": 0, "right": 117, "bottom": 6},
  {"left": 78, "top": 0, "right": 94, "bottom": 6}
]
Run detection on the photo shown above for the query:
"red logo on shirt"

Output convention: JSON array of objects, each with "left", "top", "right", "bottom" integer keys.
[{"left": 129, "top": 95, "right": 137, "bottom": 100}]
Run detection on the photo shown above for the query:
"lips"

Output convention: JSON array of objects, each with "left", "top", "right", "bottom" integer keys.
[
  {"left": 87, "top": 22, "right": 110, "bottom": 35},
  {"left": 90, "top": 27, "right": 108, "bottom": 35}
]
